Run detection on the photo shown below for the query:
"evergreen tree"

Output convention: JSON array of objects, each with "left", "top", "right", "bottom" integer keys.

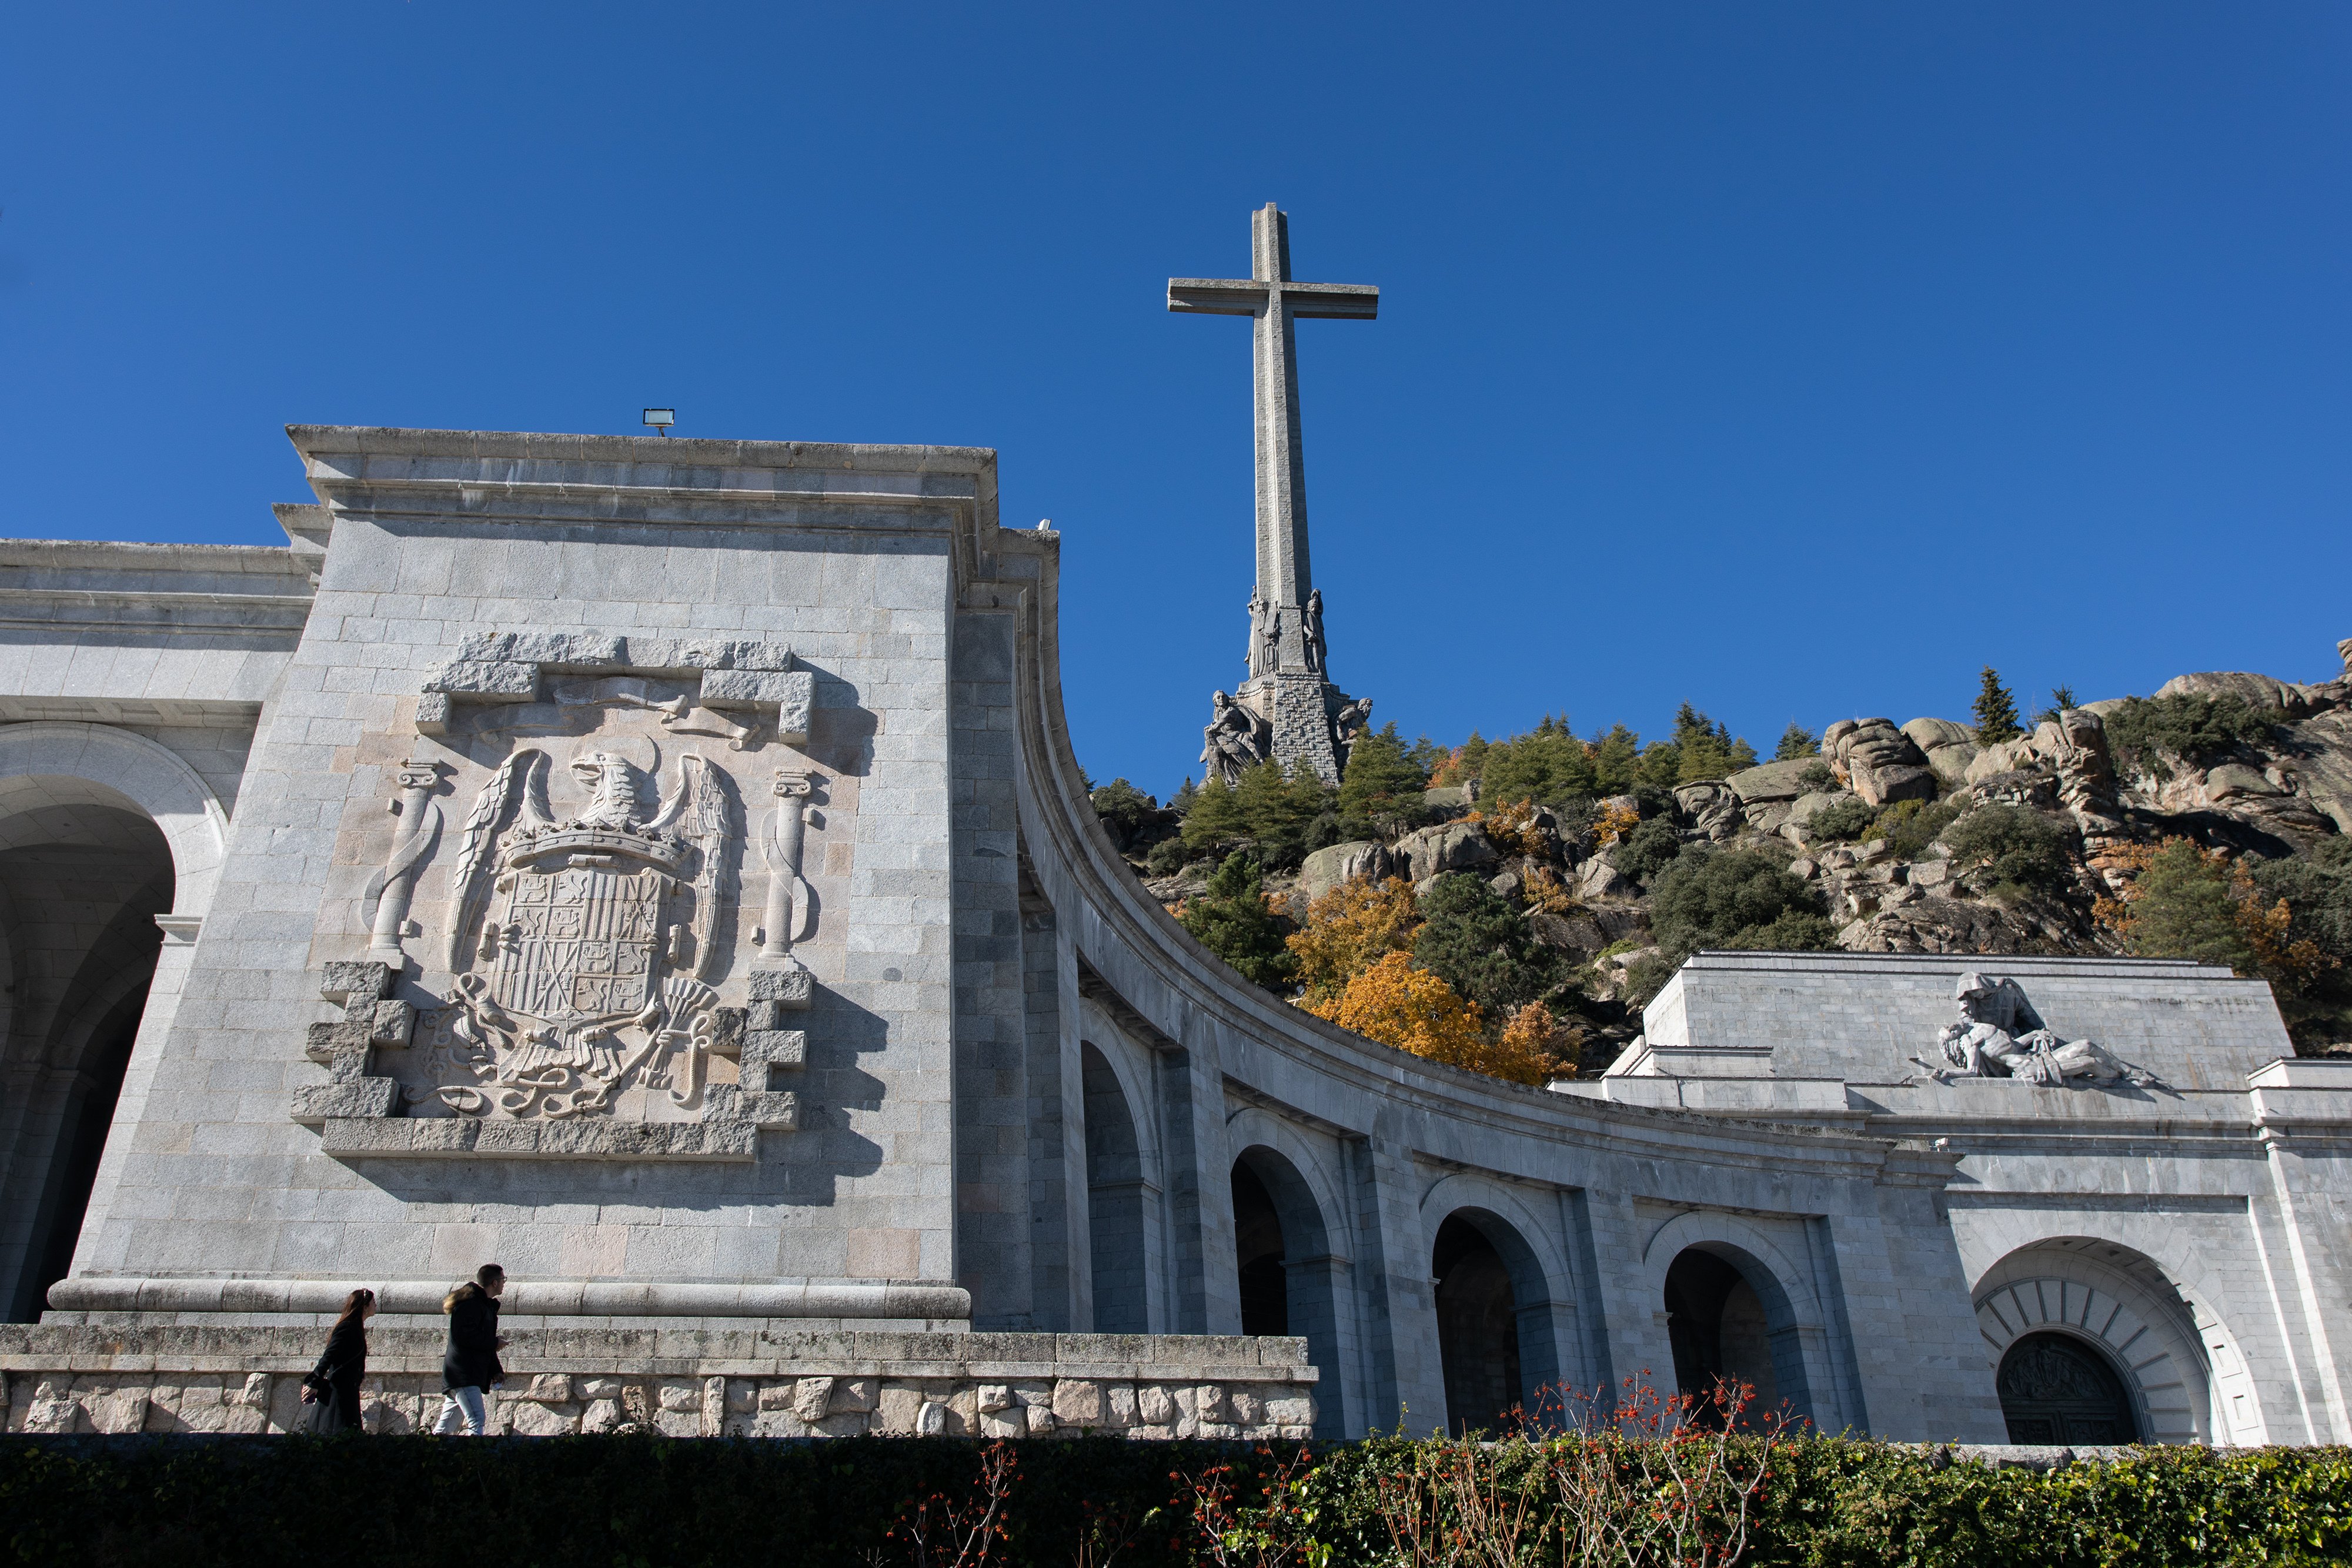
[
  {"left": 1337, "top": 721, "right": 1427, "bottom": 821},
  {"left": 1176, "top": 854, "right": 1296, "bottom": 988},
  {"left": 1973, "top": 666, "right": 2023, "bottom": 744},
  {"left": 1170, "top": 777, "right": 1197, "bottom": 818},
  {"left": 1411, "top": 872, "right": 1564, "bottom": 1017},
  {"left": 1589, "top": 724, "right": 1642, "bottom": 794},
  {"left": 1231, "top": 758, "right": 1327, "bottom": 867},
  {"left": 1456, "top": 731, "right": 1489, "bottom": 782},
  {"left": 2031, "top": 685, "right": 2082, "bottom": 727},
  {"left": 1179, "top": 774, "right": 1244, "bottom": 853},
  {"left": 1405, "top": 734, "right": 1449, "bottom": 777},
  {"left": 1635, "top": 740, "right": 1684, "bottom": 792},
  {"left": 1478, "top": 716, "right": 1597, "bottom": 807},
  {"left": 1773, "top": 723, "right": 1819, "bottom": 761},
  {"left": 1664, "top": 703, "right": 1756, "bottom": 783}
]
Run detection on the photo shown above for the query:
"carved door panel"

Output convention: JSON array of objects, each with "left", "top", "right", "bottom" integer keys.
[{"left": 1997, "top": 1332, "right": 2138, "bottom": 1445}]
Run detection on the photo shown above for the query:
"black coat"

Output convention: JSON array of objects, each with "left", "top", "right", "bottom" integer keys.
[
  {"left": 304, "top": 1316, "right": 368, "bottom": 1432},
  {"left": 443, "top": 1283, "right": 503, "bottom": 1391}
]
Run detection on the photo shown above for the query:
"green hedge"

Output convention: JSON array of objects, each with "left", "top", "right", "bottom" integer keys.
[{"left": 3, "top": 1434, "right": 2347, "bottom": 1568}]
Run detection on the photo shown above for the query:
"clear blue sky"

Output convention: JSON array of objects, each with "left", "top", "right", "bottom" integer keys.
[{"left": 5, "top": 4, "right": 2347, "bottom": 798}]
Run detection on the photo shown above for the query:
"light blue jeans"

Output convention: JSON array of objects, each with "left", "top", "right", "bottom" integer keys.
[{"left": 434, "top": 1385, "right": 487, "bottom": 1435}]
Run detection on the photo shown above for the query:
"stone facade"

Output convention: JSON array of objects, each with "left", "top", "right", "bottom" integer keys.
[{"left": 0, "top": 426, "right": 2343, "bottom": 1449}]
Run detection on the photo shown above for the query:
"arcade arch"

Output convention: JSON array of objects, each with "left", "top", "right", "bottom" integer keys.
[
  {"left": 1080, "top": 1041, "right": 1153, "bottom": 1332},
  {"left": 1227, "top": 1132, "right": 1348, "bottom": 1436},
  {"left": 1973, "top": 1237, "right": 2263, "bottom": 1446},
  {"left": 1422, "top": 1182, "right": 1575, "bottom": 1435},
  {"left": 0, "top": 724, "right": 227, "bottom": 1323},
  {"left": 1642, "top": 1213, "right": 1829, "bottom": 1431}
]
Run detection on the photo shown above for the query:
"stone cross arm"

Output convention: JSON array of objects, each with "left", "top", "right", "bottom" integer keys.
[{"left": 1167, "top": 279, "right": 1379, "bottom": 320}]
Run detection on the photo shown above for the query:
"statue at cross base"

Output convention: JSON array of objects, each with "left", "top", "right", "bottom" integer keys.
[{"left": 1174, "top": 203, "right": 1377, "bottom": 786}]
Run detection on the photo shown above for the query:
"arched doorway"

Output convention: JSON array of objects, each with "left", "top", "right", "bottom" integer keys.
[
  {"left": 1080, "top": 1042, "right": 1150, "bottom": 1332},
  {"left": 1996, "top": 1332, "right": 2139, "bottom": 1445},
  {"left": 1663, "top": 1248, "right": 1786, "bottom": 1429},
  {"left": 1972, "top": 1236, "right": 2253, "bottom": 1445},
  {"left": 1435, "top": 1215, "right": 1521, "bottom": 1434},
  {"left": 1228, "top": 1146, "right": 1347, "bottom": 1435},
  {"left": 0, "top": 787, "right": 175, "bottom": 1320}
]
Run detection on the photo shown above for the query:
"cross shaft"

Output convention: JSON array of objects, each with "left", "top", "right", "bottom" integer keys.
[{"left": 1168, "top": 204, "right": 1377, "bottom": 625}]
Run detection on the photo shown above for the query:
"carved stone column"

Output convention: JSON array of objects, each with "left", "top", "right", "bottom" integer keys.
[
  {"left": 758, "top": 769, "right": 815, "bottom": 968},
  {"left": 365, "top": 760, "right": 443, "bottom": 962}
]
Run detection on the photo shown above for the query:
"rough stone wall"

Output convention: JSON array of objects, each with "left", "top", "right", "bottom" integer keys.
[{"left": 0, "top": 1326, "right": 1318, "bottom": 1440}]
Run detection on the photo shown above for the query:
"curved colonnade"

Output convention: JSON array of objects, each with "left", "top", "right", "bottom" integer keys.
[
  {"left": 970, "top": 547, "right": 1926, "bottom": 1437},
  {"left": 947, "top": 531, "right": 2306, "bottom": 1444}
]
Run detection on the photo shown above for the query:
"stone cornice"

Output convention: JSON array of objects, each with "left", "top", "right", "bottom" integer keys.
[{"left": 288, "top": 426, "right": 1000, "bottom": 592}]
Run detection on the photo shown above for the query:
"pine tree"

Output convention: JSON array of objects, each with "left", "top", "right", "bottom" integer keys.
[
  {"left": 1230, "top": 758, "right": 1326, "bottom": 865},
  {"left": 1589, "top": 724, "right": 1642, "bottom": 794},
  {"left": 1411, "top": 872, "right": 1564, "bottom": 1017},
  {"left": 1973, "top": 666, "right": 2023, "bottom": 744},
  {"left": 1175, "top": 854, "right": 1296, "bottom": 988},
  {"left": 1338, "top": 721, "right": 1425, "bottom": 822},
  {"left": 1479, "top": 716, "right": 1597, "bottom": 807},
  {"left": 1179, "top": 774, "right": 1243, "bottom": 852},
  {"left": 1774, "top": 723, "right": 1819, "bottom": 761},
  {"left": 1170, "top": 777, "right": 1197, "bottom": 817}
]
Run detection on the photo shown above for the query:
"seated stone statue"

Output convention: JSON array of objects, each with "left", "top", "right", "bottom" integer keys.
[
  {"left": 1200, "top": 690, "right": 1269, "bottom": 784},
  {"left": 1926, "top": 971, "right": 2158, "bottom": 1088}
]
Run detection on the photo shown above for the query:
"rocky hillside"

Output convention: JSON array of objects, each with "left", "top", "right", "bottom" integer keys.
[{"left": 1098, "top": 638, "right": 2352, "bottom": 1072}]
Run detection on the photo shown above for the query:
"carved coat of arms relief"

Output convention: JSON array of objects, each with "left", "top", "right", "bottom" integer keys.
[{"left": 292, "top": 632, "right": 826, "bottom": 1161}]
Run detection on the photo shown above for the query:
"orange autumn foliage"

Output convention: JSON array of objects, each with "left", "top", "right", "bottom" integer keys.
[
  {"left": 1307, "top": 951, "right": 1485, "bottom": 1065},
  {"left": 1593, "top": 798, "right": 1641, "bottom": 847},
  {"left": 1285, "top": 875, "right": 1421, "bottom": 1008}
]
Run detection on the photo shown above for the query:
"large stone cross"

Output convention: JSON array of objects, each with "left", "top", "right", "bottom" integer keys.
[
  {"left": 1169, "top": 203, "right": 1378, "bottom": 637},
  {"left": 1171, "top": 205, "right": 1379, "bottom": 786}
]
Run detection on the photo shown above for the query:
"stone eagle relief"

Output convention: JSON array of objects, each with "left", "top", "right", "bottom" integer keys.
[
  {"left": 291, "top": 633, "right": 818, "bottom": 1161},
  {"left": 425, "top": 741, "right": 732, "bottom": 1122}
]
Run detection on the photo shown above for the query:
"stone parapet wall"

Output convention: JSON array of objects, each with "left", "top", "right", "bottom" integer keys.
[{"left": 0, "top": 1326, "right": 1317, "bottom": 1441}]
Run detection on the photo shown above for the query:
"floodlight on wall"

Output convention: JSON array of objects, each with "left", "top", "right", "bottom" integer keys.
[{"left": 643, "top": 408, "right": 676, "bottom": 436}]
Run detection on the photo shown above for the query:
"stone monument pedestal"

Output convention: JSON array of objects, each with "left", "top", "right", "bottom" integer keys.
[{"left": 1237, "top": 671, "right": 1351, "bottom": 784}]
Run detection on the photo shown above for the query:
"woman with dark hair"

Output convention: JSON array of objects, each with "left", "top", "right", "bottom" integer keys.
[{"left": 299, "top": 1288, "right": 376, "bottom": 1433}]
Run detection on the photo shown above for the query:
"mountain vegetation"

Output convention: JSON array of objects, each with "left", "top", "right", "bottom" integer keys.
[{"left": 1097, "top": 645, "right": 2352, "bottom": 1082}]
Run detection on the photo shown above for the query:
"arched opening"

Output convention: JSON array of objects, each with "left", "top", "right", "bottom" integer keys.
[
  {"left": 1973, "top": 1236, "right": 2250, "bottom": 1445},
  {"left": 1663, "top": 1248, "right": 1790, "bottom": 1429},
  {"left": 0, "top": 784, "right": 175, "bottom": 1322},
  {"left": 1996, "top": 1331, "right": 2140, "bottom": 1445},
  {"left": 1228, "top": 1146, "right": 1347, "bottom": 1435},
  {"left": 1231, "top": 1161, "right": 1289, "bottom": 1336},
  {"left": 1435, "top": 1215, "right": 1521, "bottom": 1434},
  {"left": 1080, "top": 1042, "right": 1150, "bottom": 1333}
]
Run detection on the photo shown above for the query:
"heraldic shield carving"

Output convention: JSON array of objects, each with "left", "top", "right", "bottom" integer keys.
[
  {"left": 429, "top": 741, "right": 731, "bottom": 1121},
  {"left": 292, "top": 633, "right": 817, "bottom": 1160}
]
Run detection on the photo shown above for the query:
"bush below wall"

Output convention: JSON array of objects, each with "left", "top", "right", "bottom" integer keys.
[{"left": 2, "top": 1433, "right": 2347, "bottom": 1567}]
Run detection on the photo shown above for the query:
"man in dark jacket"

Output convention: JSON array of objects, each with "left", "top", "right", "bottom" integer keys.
[{"left": 433, "top": 1263, "right": 506, "bottom": 1435}]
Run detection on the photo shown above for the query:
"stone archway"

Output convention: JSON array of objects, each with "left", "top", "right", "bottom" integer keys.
[
  {"left": 0, "top": 724, "right": 226, "bottom": 1323},
  {"left": 1228, "top": 1142, "right": 1348, "bottom": 1436},
  {"left": 1435, "top": 1213, "right": 1521, "bottom": 1434},
  {"left": 1663, "top": 1248, "right": 1786, "bottom": 1428},
  {"left": 1973, "top": 1237, "right": 2257, "bottom": 1445},
  {"left": 1081, "top": 1041, "right": 1151, "bottom": 1333},
  {"left": 1424, "top": 1194, "right": 1574, "bottom": 1436},
  {"left": 0, "top": 784, "right": 178, "bottom": 1319},
  {"left": 1640, "top": 1213, "right": 1833, "bottom": 1432}
]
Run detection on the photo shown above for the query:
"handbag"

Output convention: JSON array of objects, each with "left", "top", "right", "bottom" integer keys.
[{"left": 301, "top": 1375, "right": 347, "bottom": 1435}]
